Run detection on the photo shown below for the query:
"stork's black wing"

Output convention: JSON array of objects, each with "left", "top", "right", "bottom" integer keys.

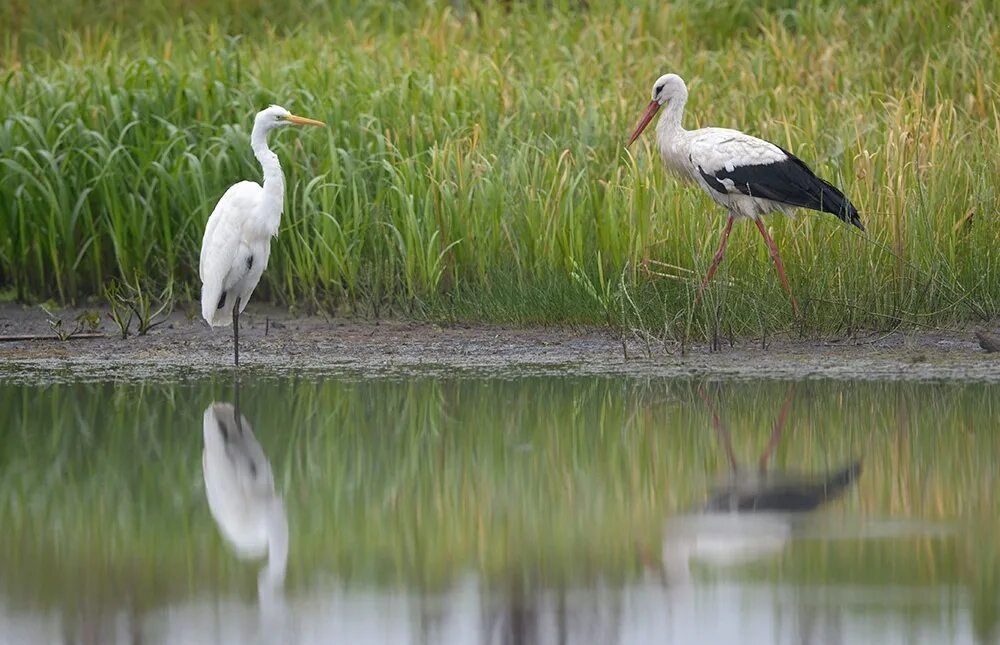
[{"left": 691, "top": 131, "right": 864, "bottom": 231}]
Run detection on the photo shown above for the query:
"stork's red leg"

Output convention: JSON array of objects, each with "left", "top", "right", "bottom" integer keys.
[
  {"left": 758, "top": 384, "right": 795, "bottom": 472},
  {"left": 697, "top": 387, "right": 739, "bottom": 471},
  {"left": 753, "top": 219, "right": 799, "bottom": 316},
  {"left": 694, "top": 215, "right": 735, "bottom": 305}
]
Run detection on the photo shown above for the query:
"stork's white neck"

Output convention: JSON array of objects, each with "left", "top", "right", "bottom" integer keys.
[
  {"left": 250, "top": 122, "right": 284, "bottom": 235},
  {"left": 654, "top": 92, "right": 690, "bottom": 178},
  {"left": 656, "top": 93, "right": 687, "bottom": 141}
]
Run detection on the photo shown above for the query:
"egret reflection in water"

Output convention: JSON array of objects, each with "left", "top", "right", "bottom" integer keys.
[{"left": 202, "top": 391, "right": 289, "bottom": 630}]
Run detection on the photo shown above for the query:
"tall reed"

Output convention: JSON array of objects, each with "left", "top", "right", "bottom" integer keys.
[{"left": 1, "top": 1, "right": 997, "bottom": 334}]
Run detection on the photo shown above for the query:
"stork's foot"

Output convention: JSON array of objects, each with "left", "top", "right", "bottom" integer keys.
[{"left": 788, "top": 294, "right": 801, "bottom": 317}]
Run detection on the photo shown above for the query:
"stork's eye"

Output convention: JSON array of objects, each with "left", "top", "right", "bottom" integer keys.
[{"left": 654, "top": 84, "right": 664, "bottom": 95}]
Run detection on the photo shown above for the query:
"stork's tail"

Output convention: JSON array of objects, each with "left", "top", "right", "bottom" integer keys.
[
  {"left": 821, "top": 459, "right": 863, "bottom": 501},
  {"left": 816, "top": 177, "right": 865, "bottom": 232},
  {"left": 772, "top": 145, "right": 865, "bottom": 232}
]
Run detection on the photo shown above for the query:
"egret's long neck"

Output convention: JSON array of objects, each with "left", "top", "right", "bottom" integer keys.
[{"left": 250, "top": 122, "right": 284, "bottom": 234}]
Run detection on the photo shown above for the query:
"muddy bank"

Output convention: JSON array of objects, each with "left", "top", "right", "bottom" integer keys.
[{"left": 0, "top": 303, "right": 997, "bottom": 382}]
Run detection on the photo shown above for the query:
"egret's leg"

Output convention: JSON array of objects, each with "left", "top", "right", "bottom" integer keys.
[
  {"left": 232, "top": 296, "right": 242, "bottom": 368},
  {"left": 753, "top": 218, "right": 799, "bottom": 316},
  {"left": 694, "top": 215, "right": 735, "bottom": 305},
  {"left": 233, "top": 363, "right": 244, "bottom": 433}
]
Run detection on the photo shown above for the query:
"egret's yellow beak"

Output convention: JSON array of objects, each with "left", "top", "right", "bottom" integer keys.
[{"left": 286, "top": 114, "right": 326, "bottom": 127}]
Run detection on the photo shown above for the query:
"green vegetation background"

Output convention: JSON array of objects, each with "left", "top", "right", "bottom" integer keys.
[{"left": 2, "top": 0, "right": 998, "bottom": 337}]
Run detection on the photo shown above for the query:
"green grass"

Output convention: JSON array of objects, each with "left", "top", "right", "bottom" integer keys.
[
  {"left": 1, "top": 0, "right": 998, "bottom": 337},
  {"left": 1, "top": 375, "right": 999, "bottom": 634}
]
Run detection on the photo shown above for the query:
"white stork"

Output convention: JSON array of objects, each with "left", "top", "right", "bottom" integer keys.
[{"left": 627, "top": 73, "right": 863, "bottom": 314}]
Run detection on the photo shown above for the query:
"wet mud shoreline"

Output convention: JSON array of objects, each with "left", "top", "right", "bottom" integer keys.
[{"left": 1, "top": 304, "right": 997, "bottom": 383}]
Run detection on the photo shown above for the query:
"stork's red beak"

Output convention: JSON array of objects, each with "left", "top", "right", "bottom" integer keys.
[{"left": 626, "top": 100, "right": 661, "bottom": 147}]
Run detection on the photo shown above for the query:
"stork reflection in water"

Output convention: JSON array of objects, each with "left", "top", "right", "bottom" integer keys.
[
  {"left": 699, "top": 385, "right": 861, "bottom": 514},
  {"left": 656, "top": 385, "right": 862, "bottom": 583}
]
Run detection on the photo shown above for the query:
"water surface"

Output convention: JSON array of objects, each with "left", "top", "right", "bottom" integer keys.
[{"left": 1, "top": 375, "right": 998, "bottom": 644}]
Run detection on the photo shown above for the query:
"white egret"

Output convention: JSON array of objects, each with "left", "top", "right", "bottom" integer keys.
[
  {"left": 627, "top": 73, "right": 863, "bottom": 314},
  {"left": 202, "top": 402, "right": 288, "bottom": 594},
  {"left": 199, "top": 105, "right": 325, "bottom": 366}
]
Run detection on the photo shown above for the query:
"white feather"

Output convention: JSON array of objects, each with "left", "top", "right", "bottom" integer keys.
[
  {"left": 202, "top": 402, "right": 281, "bottom": 559},
  {"left": 686, "top": 127, "right": 787, "bottom": 177},
  {"left": 684, "top": 128, "right": 793, "bottom": 218},
  {"left": 199, "top": 181, "right": 272, "bottom": 326}
]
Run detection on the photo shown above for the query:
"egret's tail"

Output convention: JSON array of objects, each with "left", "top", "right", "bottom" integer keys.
[{"left": 201, "top": 286, "right": 232, "bottom": 327}]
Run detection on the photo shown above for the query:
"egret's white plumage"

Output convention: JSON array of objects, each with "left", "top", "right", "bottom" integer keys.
[
  {"left": 202, "top": 402, "right": 288, "bottom": 586},
  {"left": 199, "top": 105, "right": 324, "bottom": 365},
  {"left": 628, "top": 73, "right": 862, "bottom": 313},
  {"left": 200, "top": 180, "right": 270, "bottom": 326}
]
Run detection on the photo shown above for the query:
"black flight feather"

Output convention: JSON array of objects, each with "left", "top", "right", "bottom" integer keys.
[
  {"left": 704, "top": 459, "right": 863, "bottom": 513},
  {"left": 699, "top": 146, "right": 864, "bottom": 231}
]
